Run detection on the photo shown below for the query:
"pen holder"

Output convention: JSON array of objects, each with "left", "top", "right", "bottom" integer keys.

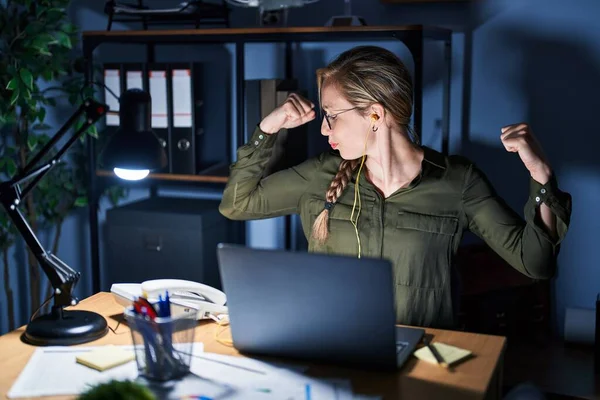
[{"left": 124, "top": 307, "right": 198, "bottom": 381}]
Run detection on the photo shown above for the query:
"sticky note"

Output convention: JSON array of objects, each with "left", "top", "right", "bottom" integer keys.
[
  {"left": 413, "top": 342, "right": 472, "bottom": 366},
  {"left": 76, "top": 345, "right": 135, "bottom": 371}
]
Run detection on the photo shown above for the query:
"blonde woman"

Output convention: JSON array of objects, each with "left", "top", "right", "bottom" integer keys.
[{"left": 219, "top": 46, "right": 571, "bottom": 328}]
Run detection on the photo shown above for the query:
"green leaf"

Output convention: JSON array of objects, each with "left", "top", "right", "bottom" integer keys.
[
  {"left": 25, "top": 21, "right": 44, "bottom": 36},
  {"left": 74, "top": 197, "right": 87, "bottom": 207},
  {"left": 6, "top": 159, "right": 17, "bottom": 178},
  {"left": 87, "top": 124, "right": 98, "bottom": 138},
  {"left": 46, "top": 8, "right": 66, "bottom": 23},
  {"left": 61, "top": 23, "right": 78, "bottom": 34},
  {"left": 53, "top": 31, "right": 71, "bottom": 48},
  {"left": 42, "top": 69, "right": 53, "bottom": 81},
  {"left": 27, "top": 136, "right": 37, "bottom": 152},
  {"left": 6, "top": 78, "right": 18, "bottom": 91},
  {"left": 19, "top": 68, "right": 34, "bottom": 89},
  {"left": 9, "top": 88, "right": 20, "bottom": 106},
  {"left": 38, "top": 107, "right": 46, "bottom": 122},
  {"left": 30, "top": 33, "right": 57, "bottom": 55}
]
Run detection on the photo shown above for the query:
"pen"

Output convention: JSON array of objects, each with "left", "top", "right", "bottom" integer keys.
[{"left": 424, "top": 337, "right": 449, "bottom": 369}]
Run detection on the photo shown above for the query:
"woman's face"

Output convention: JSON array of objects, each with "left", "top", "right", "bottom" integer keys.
[{"left": 320, "top": 84, "right": 371, "bottom": 160}]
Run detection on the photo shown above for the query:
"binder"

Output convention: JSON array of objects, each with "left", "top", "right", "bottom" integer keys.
[
  {"left": 124, "top": 63, "right": 144, "bottom": 91},
  {"left": 103, "top": 63, "right": 122, "bottom": 127},
  {"left": 148, "top": 63, "right": 170, "bottom": 173},
  {"left": 168, "top": 63, "right": 203, "bottom": 175}
]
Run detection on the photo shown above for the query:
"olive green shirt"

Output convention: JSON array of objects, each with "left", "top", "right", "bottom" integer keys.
[{"left": 219, "top": 127, "right": 572, "bottom": 328}]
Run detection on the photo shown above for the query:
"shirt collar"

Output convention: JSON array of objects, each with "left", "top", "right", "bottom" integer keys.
[{"left": 421, "top": 146, "right": 447, "bottom": 170}]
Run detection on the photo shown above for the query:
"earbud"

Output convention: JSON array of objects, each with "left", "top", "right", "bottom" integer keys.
[{"left": 371, "top": 114, "right": 379, "bottom": 122}]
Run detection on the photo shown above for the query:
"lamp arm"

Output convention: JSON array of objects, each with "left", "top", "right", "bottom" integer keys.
[
  {"left": 0, "top": 98, "right": 108, "bottom": 309},
  {"left": 0, "top": 198, "right": 78, "bottom": 307},
  {"left": 20, "top": 99, "right": 108, "bottom": 201}
]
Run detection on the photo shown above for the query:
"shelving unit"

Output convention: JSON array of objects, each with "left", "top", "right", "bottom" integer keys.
[{"left": 82, "top": 24, "right": 452, "bottom": 293}]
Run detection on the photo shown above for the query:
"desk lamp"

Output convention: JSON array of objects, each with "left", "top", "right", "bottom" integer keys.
[{"left": 0, "top": 88, "right": 166, "bottom": 346}]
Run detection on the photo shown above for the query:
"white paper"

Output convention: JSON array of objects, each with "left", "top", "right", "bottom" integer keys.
[
  {"left": 189, "top": 353, "right": 355, "bottom": 399},
  {"left": 9, "top": 344, "right": 369, "bottom": 400},
  {"left": 8, "top": 343, "right": 203, "bottom": 399},
  {"left": 150, "top": 70, "right": 168, "bottom": 128},
  {"left": 172, "top": 68, "right": 192, "bottom": 127},
  {"left": 104, "top": 68, "right": 121, "bottom": 126}
]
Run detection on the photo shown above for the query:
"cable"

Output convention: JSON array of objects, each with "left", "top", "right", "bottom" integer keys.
[
  {"left": 350, "top": 121, "right": 373, "bottom": 259},
  {"left": 79, "top": 80, "right": 119, "bottom": 103},
  {"left": 29, "top": 294, "right": 53, "bottom": 323},
  {"left": 209, "top": 313, "right": 234, "bottom": 347}
]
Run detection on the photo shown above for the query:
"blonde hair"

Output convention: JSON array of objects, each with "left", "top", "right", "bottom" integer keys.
[{"left": 311, "top": 46, "right": 415, "bottom": 244}]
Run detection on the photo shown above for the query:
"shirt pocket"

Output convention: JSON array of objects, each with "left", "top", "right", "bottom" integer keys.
[
  {"left": 393, "top": 211, "right": 458, "bottom": 289},
  {"left": 303, "top": 197, "right": 359, "bottom": 257}
]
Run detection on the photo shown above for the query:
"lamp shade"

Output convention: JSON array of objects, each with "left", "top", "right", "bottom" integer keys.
[{"left": 101, "top": 88, "right": 167, "bottom": 171}]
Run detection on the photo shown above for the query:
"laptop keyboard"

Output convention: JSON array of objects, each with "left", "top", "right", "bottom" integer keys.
[{"left": 396, "top": 341, "right": 409, "bottom": 355}]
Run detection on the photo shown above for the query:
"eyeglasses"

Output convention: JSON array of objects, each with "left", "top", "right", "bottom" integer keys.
[{"left": 321, "top": 106, "right": 359, "bottom": 130}]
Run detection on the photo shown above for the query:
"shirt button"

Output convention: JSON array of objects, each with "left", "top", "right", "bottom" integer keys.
[
  {"left": 254, "top": 141, "right": 259, "bottom": 146},
  {"left": 535, "top": 196, "right": 541, "bottom": 202},
  {"left": 540, "top": 188, "right": 546, "bottom": 194},
  {"left": 259, "top": 134, "right": 264, "bottom": 139}
]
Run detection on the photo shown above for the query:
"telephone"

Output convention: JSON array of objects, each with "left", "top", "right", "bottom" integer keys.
[{"left": 111, "top": 279, "right": 228, "bottom": 320}]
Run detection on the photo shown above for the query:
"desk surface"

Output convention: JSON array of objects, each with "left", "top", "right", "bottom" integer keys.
[{"left": 0, "top": 293, "right": 506, "bottom": 400}]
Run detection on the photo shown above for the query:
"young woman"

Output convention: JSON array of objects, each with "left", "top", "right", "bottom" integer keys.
[{"left": 219, "top": 46, "right": 572, "bottom": 328}]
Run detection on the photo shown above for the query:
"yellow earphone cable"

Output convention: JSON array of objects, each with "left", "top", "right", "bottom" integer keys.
[
  {"left": 210, "top": 313, "right": 234, "bottom": 347},
  {"left": 350, "top": 122, "right": 373, "bottom": 259}
]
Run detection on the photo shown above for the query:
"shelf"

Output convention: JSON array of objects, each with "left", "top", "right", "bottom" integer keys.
[
  {"left": 82, "top": 24, "right": 452, "bottom": 45},
  {"left": 96, "top": 170, "right": 228, "bottom": 183}
]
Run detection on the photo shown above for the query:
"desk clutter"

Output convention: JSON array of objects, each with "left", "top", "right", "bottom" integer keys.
[
  {"left": 7, "top": 344, "right": 381, "bottom": 399},
  {"left": 7, "top": 293, "right": 381, "bottom": 399},
  {"left": 8, "top": 290, "right": 472, "bottom": 399}
]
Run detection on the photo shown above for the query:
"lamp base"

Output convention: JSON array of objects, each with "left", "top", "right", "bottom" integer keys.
[{"left": 23, "top": 309, "right": 108, "bottom": 346}]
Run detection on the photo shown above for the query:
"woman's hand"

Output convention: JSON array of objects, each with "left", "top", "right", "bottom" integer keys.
[
  {"left": 259, "top": 93, "right": 316, "bottom": 134},
  {"left": 500, "top": 123, "right": 552, "bottom": 184}
]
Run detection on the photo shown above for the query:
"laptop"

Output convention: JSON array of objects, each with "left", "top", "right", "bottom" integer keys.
[{"left": 216, "top": 243, "right": 424, "bottom": 370}]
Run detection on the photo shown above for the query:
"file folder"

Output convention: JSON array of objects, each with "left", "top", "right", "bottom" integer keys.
[
  {"left": 168, "top": 63, "right": 203, "bottom": 175},
  {"left": 125, "top": 63, "right": 144, "bottom": 91},
  {"left": 103, "top": 64, "right": 122, "bottom": 127},
  {"left": 149, "top": 63, "right": 170, "bottom": 173}
]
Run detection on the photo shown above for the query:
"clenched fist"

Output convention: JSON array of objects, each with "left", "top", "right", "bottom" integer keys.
[
  {"left": 259, "top": 93, "right": 316, "bottom": 134},
  {"left": 500, "top": 123, "right": 552, "bottom": 184}
]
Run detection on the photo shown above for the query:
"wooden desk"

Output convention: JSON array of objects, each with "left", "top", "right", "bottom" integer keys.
[{"left": 0, "top": 293, "right": 506, "bottom": 400}]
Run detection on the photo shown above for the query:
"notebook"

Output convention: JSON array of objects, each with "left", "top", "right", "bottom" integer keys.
[
  {"left": 413, "top": 342, "right": 472, "bottom": 366},
  {"left": 75, "top": 345, "right": 135, "bottom": 371}
]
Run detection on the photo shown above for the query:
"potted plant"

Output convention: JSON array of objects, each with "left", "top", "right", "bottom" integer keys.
[
  {"left": 78, "top": 380, "right": 157, "bottom": 400},
  {"left": 0, "top": 0, "right": 127, "bottom": 332}
]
